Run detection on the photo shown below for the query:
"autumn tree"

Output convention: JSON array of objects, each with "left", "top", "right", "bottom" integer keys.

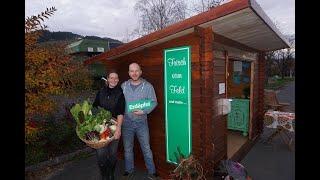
[{"left": 25, "top": 7, "right": 93, "bottom": 121}]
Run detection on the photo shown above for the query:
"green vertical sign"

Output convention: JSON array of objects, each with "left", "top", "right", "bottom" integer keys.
[{"left": 164, "top": 46, "right": 191, "bottom": 164}]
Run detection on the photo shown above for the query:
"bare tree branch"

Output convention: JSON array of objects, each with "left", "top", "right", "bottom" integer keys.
[
  {"left": 191, "top": 0, "right": 225, "bottom": 13},
  {"left": 133, "top": 0, "right": 187, "bottom": 37},
  {"left": 264, "top": 17, "right": 295, "bottom": 82}
]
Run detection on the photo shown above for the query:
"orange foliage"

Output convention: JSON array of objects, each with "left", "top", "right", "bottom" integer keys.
[{"left": 25, "top": 7, "right": 93, "bottom": 120}]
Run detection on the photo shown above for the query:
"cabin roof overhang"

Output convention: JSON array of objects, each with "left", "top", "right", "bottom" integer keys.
[{"left": 84, "top": 0, "right": 290, "bottom": 65}]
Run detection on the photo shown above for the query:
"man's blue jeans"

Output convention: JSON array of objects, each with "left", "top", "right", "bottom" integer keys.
[{"left": 122, "top": 118, "right": 156, "bottom": 174}]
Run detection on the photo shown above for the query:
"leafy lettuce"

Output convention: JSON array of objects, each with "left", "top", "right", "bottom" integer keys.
[{"left": 70, "top": 100, "right": 112, "bottom": 139}]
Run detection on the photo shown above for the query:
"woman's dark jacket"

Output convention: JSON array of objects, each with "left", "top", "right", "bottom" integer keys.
[{"left": 93, "top": 85, "right": 125, "bottom": 118}]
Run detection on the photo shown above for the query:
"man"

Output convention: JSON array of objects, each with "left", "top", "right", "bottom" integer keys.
[{"left": 121, "top": 63, "right": 159, "bottom": 179}]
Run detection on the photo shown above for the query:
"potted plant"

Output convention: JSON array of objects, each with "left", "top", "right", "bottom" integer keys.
[{"left": 170, "top": 147, "right": 206, "bottom": 180}]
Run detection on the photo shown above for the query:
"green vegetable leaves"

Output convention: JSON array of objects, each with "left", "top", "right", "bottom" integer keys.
[
  {"left": 78, "top": 111, "right": 85, "bottom": 124},
  {"left": 70, "top": 103, "right": 81, "bottom": 124},
  {"left": 70, "top": 100, "right": 112, "bottom": 140},
  {"left": 94, "top": 124, "right": 102, "bottom": 133},
  {"left": 81, "top": 100, "right": 92, "bottom": 116},
  {"left": 95, "top": 107, "right": 112, "bottom": 125},
  {"left": 70, "top": 100, "right": 93, "bottom": 124}
]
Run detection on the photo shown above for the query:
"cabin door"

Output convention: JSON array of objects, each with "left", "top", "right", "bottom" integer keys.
[{"left": 225, "top": 58, "right": 253, "bottom": 158}]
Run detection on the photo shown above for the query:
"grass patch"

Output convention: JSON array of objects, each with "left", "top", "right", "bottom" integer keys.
[{"left": 265, "top": 77, "right": 295, "bottom": 90}]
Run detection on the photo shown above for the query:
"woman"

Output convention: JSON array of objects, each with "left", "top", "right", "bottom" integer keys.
[{"left": 93, "top": 70, "right": 125, "bottom": 180}]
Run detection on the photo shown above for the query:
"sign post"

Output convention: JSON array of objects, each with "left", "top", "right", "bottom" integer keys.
[{"left": 164, "top": 46, "right": 191, "bottom": 164}]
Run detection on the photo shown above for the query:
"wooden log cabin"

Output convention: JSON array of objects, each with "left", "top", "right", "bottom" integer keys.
[{"left": 84, "top": 0, "right": 290, "bottom": 178}]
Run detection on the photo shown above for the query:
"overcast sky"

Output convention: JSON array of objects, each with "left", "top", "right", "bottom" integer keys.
[{"left": 25, "top": 0, "right": 295, "bottom": 42}]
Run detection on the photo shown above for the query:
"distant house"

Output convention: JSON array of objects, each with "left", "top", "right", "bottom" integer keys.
[
  {"left": 66, "top": 38, "right": 110, "bottom": 57},
  {"left": 66, "top": 38, "right": 122, "bottom": 87}
]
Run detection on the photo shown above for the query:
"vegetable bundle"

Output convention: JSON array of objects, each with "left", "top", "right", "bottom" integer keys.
[{"left": 70, "top": 100, "right": 117, "bottom": 146}]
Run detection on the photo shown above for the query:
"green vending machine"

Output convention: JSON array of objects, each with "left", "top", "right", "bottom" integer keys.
[{"left": 227, "top": 99, "right": 249, "bottom": 136}]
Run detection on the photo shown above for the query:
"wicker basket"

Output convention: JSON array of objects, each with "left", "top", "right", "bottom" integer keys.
[
  {"left": 76, "top": 118, "right": 117, "bottom": 149},
  {"left": 79, "top": 134, "right": 115, "bottom": 149}
]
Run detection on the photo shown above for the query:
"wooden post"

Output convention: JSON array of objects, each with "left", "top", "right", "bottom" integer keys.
[
  {"left": 249, "top": 61, "right": 255, "bottom": 140},
  {"left": 195, "top": 25, "right": 214, "bottom": 177},
  {"left": 258, "top": 52, "right": 266, "bottom": 134},
  {"left": 225, "top": 51, "right": 229, "bottom": 97}
]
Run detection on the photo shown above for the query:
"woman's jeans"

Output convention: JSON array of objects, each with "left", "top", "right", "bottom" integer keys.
[
  {"left": 122, "top": 118, "right": 156, "bottom": 174},
  {"left": 96, "top": 139, "right": 119, "bottom": 179}
]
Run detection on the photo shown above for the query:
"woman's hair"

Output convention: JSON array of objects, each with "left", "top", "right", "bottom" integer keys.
[{"left": 106, "top": 69, "right": 118, "bottom": 78}]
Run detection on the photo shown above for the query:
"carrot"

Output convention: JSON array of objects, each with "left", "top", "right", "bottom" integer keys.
[{"left": 100, "top": 128, "right": 111, "bottom": 140}]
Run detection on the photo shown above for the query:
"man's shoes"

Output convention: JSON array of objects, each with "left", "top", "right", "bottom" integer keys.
[{"left": 147, "top": 173, "right": 160, "bottom": 180}]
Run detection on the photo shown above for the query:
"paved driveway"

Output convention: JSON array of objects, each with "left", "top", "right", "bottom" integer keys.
[
  {"left": 46, "top": 154, "right": 149, "bottom": 180},
  {"left": 241, "top": 81, "right": 295, "bottom": 180},
  {"left": 277, "top": 81, "right": 295, "bottom": 112}
]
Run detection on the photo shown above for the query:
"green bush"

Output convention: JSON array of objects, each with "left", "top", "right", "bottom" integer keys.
[
  {"left": 265, "top": 76, "right": 294, "bottom": 90},
  {"left": 46, "top": 121, "right": 72, "bottom": 144},
  {"left": 25, "top": 128, "right": 48, "bottom": 166},
  {"left": 44, "top": 118, "right": 84, "bottom": 155},
  {"left": 25, "top": 145, "right": 47, "bottom": 166},
  {"left": 25, "top": 117, "right": 85, "bottom": 166}
]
